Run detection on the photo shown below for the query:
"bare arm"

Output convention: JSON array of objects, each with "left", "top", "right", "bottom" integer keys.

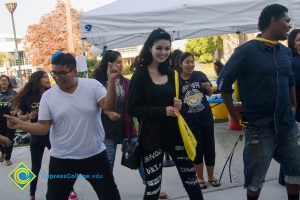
[
  {"left": 4, "top": 115, "right": 51, "bottom": 135},
  {"left": 221, "top": 92, "right": 240, "bottom": 124},
  {"left": 289, "top": 86, "right": 297, "bottom": 114}
]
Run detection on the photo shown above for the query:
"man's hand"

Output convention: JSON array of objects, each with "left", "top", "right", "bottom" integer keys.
[
  {"left": 4, "top": 114, "right": 24, "bottom": 130},
  {"left": 0, "top": 135, "right": 12, "bottom": 148},
  {"left": 229, "top": 110, "right": 241, "bottom": 125},
  {"left": 105, "top": 111, "right": 121, "bottom": 121}
]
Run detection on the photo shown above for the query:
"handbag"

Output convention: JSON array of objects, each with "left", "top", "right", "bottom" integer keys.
[
  {"left": 174, "top": 70, "right": 197, "bottom": 161},
  {"left": 121, "top": 118, "right": 141, "bottom": 170}
]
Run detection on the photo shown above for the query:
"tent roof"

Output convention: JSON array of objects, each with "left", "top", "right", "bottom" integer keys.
[{"left": 79, "top": 0, "right": 300, "bottom": 49}]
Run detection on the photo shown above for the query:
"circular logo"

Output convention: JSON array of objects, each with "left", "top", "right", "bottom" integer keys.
[
  {"left": 184, "top": 89, "right": 203, "bottom": 107},
  {"left": 13, "top": 167, "right": 31, "bottom": 185},
  {"left": 85, "top": 24, "right": 92, "bottom": 32}
]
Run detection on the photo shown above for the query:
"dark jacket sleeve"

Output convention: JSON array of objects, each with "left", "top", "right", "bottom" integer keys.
[
  {"left": 127, "top": 68, "right": 166, "bottom": 118},
  {"left": 217, "top": 45, "right": 247, "bottom": 94}
]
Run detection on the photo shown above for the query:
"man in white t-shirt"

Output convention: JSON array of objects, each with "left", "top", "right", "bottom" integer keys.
[{"left": 5, "top": 53, "right": 121, "bottom": 200}]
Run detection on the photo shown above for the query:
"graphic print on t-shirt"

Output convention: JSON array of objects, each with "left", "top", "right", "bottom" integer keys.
[{"left": 182, "top": 81, "right": 204, "bottom": 114}]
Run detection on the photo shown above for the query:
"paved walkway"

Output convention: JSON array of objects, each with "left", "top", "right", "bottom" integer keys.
[{"left": 0, "top": 122, "right": 287, "bottom": 200}]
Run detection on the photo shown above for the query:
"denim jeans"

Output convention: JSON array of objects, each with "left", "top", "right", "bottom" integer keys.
[{"left": 243, "top": 123, "right": 300, "bottom": 190}]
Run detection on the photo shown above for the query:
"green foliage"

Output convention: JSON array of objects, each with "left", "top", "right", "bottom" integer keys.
[
  {"left": 121, "top": 65, "right": 134, "bottom": 76},
  {"left": 185, "top": 36, "right": 223, "bottom": 63}
]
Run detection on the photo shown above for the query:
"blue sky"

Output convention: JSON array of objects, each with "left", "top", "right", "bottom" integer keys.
[{"left": 0, "top": 0, "right": 115, "bottom": 36}]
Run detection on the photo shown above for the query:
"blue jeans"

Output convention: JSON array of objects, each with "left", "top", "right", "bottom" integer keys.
[
  {"left": 243, "top": 123, "right": 300, "bottom": 190},
  {"left": 105, "top": 138, "right": 146, "bottom": 184}
]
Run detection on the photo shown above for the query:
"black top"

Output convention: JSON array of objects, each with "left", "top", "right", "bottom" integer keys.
[
  {"left": 19, "top": 95, "right": 50, "bottom": 145},
  {"left": 127, "top": 67, "right": 180, "bottom": 150},
  {"left": 181, "top": 71, "right": 213, "bottom": 126},
  {"left": 292, "top": 55, "right": 300, "bottom": 122},
  {"left": 0, "top": 89, "right": 16, "bottom": 137}
]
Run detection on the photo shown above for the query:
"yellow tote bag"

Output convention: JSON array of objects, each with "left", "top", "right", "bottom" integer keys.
[{"left": 174, "top": 71, "right": 197, "bottom": 161}]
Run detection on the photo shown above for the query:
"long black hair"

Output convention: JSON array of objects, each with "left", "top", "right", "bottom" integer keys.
[
  {"left": 137, "top": 28, "right": 171, "bottom": 75},
  {"left": 288, "top": 29, "right": 300, "bottom": 56},
  {"left": 12, "top": 71, "right": 49, "bottom": 108},
  {"left": 93, "top": 50, "right": 121, "bottom": 85}
]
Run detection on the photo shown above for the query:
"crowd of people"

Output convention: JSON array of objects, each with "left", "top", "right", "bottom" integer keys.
[{"left": 0, "top": 3, "right": 299, "bottom": 200}]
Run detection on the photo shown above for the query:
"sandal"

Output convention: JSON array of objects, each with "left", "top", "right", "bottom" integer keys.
[
  {"left": 199, "top": 180, "right": 207, "bottom": 189},
  {"left": 6, "top": 160, "right": 12, "bottom": 166},
  {"left": 159, "top": 191, "right": 168, "bottom": 199},
  {"left": 208, "top": 179, "right": 221, "bottom": 187}
]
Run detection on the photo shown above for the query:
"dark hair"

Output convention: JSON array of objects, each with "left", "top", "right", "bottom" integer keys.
[
  {"left": 138, "top": 28, "right": 171, "bottom": 75},
  {"left": 258, "top": 4, "right": 288, "bottom": 32},
  {"left": 93, "top": 50, "right": 121, "bottom": 85},
  {"left": 0, "top": 75, "right": 12, "bottom": 89},
  {"left": 179, "top": 52, "right": 194, "bottom": 64},
  {"left": 214, "top": 60, "right": 224, "bottom": 76},
  {"left": 51, "top": 53, "right": 76, "bottom": 70},
  {"left": 288, "top": 29, "right": 300, "bottom": 56},
  {"left": 12, "top": 71, "right": 49, "bottom": 108},
  {"left": 171, "top": 49, "right": 182, "bottom": 72}
]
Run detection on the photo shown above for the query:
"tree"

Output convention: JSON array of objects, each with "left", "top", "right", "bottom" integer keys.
[
  {"left": 0, "top": 53, "right": 13, "bottom": 66},
  {"left": 23, "top": 0, "right": 86, "bottom": 71},
  {"left": 185, "top": 36, "right": 223, "bottom": 63}
]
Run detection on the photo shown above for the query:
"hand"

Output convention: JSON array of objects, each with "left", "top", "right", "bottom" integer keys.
[
  {"left": 202, "top": 82, "right": 211, "bottom": 91},
  {"left": 106, "top": 112, "right": 121, "bottom": 121},
  {"left": 0, "top": 135, "right": 12, "bottom": 148},
  {"left": 166, "top": 106, "right": 179, "bottom": 117},
  {"left": 174, "top": 97, "right": 182, "bottom": 111},
  {"left": 107, "top": 62, "right": 120, "bottom": 80},
  {"left": 229, "top": 110, "right": 241, "bottom": 125},
  {"left": 4, "top": 114, "right": 24, "bottom": 130}
]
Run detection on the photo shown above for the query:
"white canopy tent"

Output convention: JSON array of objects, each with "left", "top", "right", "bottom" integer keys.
[{"left": 79, "top": 0, "right": 300, "bottom": 49}]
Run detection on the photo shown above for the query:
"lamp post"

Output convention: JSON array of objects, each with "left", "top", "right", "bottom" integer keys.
[{"left": 5, "top": 1, "right": 23, "bottom": 85}]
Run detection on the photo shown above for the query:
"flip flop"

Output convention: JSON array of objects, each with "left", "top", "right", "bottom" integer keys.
[
  {"left": 208, "top": 179, "right": 221, "bottom": 187},
  {"left": 199, "top": 180, "right": 207, "bottom": 189},
  {"left": 6, "top": 160, "right": 12, "bottom": 166}
]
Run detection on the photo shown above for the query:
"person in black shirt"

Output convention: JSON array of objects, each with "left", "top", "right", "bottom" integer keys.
[
  {"left": 179, "top": 52, "right": 220, "bottom": 189},
  {"left": 0, "top": 75, "right": 16, "bottom": 166},
  {"left": 127, "top": 28, "right": 204, "bottom": 200}
]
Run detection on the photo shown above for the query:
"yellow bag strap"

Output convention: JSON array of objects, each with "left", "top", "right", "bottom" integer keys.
[{"left": 174, "top": 70, "right": 179, "bottom": 99}]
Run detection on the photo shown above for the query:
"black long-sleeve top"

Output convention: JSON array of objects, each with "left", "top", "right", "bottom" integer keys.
[{"left": 127, "top": 66, "right": 181, "bottom": 150}]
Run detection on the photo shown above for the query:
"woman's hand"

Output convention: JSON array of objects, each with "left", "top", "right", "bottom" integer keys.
[
  {"left": 107, "top": 62, "right": 120, "bottom": 80},
  {"left": 174, "top": 97, "right": 182, "bottom": 111},
  {"left": 28, "top": 111, "right": 38, "bottom": 120},
  {"left": 166, "top": 106, "right": 179, "bottom": 117},
  {"left": 4, "top": 114, "right": 24, "bottom": 130},
  {"left": 202, "top": 82, "right": 213, "bottom": 96}
]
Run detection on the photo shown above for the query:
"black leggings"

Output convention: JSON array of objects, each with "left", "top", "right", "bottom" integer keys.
[
  {"left": 190, "top": 124, "right": 215, "bottom": 166},
  {"left": 0, "top": 132, "right": 14, "bottom": 160},
  {"left": 46, "top": 151, "right": 120, "bottom": 200},
  {"left": 142, "top": 145, "right": 204, "bottom": 200},
  {"left": 30, "top": 142, "right": 51, "bottom": 196}
]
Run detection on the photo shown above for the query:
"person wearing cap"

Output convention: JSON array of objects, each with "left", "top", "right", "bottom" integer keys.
[{"left": 5, "top": 52, "right": 121, "bottom": 200}]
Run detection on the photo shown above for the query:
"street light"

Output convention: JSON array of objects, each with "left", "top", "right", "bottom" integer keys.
[{"left": 5, "top": 0, "right": 23, "bottom": 85}]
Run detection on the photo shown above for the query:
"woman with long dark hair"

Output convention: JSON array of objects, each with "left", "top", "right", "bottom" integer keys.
[
  {"left": 179, "top": 52, "right": 220, "bottom": 189},
  {"left": 127, "top": 28, "right": 204, "bottom": 200},
  {"left": 0, "top": 75, "right": 16, "bottom": 166},
  {"left": 13, "top": 71, "right": 77, "bottom": 200}
]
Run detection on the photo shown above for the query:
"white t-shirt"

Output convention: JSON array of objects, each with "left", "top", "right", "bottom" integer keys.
[{"left": 38, "top": 78, "right": 107, "bottom": 159}]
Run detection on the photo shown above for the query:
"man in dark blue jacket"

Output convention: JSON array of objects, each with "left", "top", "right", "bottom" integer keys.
[{"left": 218, "top": 4, "right": 300, "bottom": 200}]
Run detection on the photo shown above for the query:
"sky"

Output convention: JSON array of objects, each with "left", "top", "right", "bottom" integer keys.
[{"left": 0, "top": 0, "right": 116, "bottom": 36}]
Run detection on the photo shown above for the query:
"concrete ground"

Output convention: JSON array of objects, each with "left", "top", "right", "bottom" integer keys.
[{"left": 0, "top": 122, "right": 288, "bottom": 200}]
